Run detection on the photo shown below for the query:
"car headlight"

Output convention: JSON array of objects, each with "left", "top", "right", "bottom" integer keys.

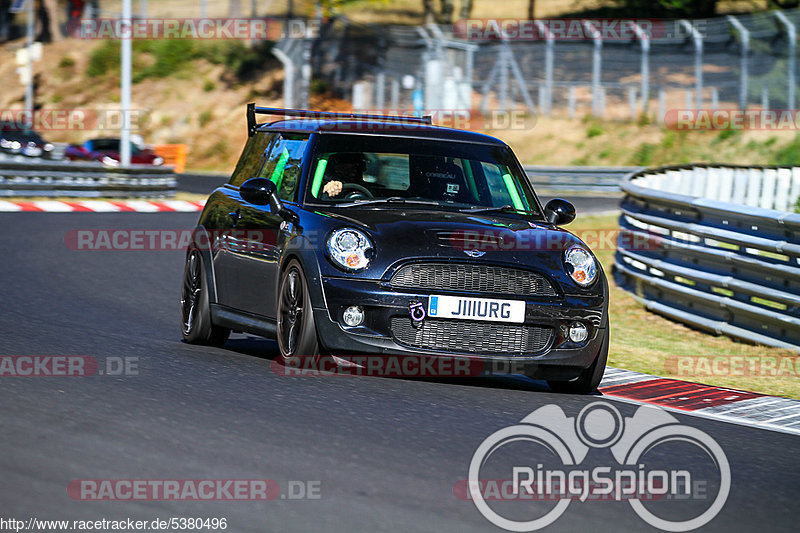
[
  {"left": 153, "top": 156, "right": 164, "bottom": 165},
  {"left": 102, "top": 155, "right": 119, "bottom": 166},
  {"left": 327, "top": 228, "right": 373, "bottom": 271},
  {"left": 564, "top": 245, "right": 597, "bottom": 287}
]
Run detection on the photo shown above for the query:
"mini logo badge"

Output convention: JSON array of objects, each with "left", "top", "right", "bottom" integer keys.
[{"left": 464, "top": 249, "right": 486, "bottom": 258}]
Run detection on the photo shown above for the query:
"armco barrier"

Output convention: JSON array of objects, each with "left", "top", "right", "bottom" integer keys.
[
  {"left": 0, "top": 160, "right": 176, "bottom": 198},
  {"left": 175, "top": 166, "right": 633, "bottom": 195},
  {"left": 524, "top": 165, "right": 638, "bottom": 194},
  {"left": 614, "top": 164, "right": 800, "bottom": 351}
]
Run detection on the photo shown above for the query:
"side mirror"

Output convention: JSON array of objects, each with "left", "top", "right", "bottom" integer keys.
[
  {"left": 240, "top": 178, "right": 299, "bottom": 223},
  {"left": 544, "top": 198, "right": 576, "bottom": 225},
  {"left": 240, "top": 177, "right": 273, "bottom": 206}
]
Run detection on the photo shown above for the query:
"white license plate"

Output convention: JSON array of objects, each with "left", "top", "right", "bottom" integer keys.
[{"left": 427, "top": 295, "right": 525, "bottom": 323}]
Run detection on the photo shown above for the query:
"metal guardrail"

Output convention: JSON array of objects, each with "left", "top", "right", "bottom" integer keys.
[
  {"left": 0, "top": 159, "right": 176, "bottom": 198},
  {"left": 174, "top": 166, "right": 632, "bottom": 195},
  {"left": 614, "top": 164, "right": 800, "bottom": 351},
  {"left": 524, "top": 165, "right": 638, "bottom": 193}
]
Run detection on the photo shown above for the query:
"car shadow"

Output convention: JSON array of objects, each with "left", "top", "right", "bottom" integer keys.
[
  {"left": 222, "top": 335, "right": 279, "bottom": 360},
  {"left": 217, "top": 335, "right": 603, "bottom": 396}
]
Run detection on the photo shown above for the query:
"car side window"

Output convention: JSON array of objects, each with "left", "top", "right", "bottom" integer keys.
[
  {"left": 228, "top": 132, "right": 276, "bottom": 188},
  {"left": 257, "top": 135, "right": 308, "bottom": 201},
  {"left": 480, "top": 161, "right": 527, "bottom": 209}
]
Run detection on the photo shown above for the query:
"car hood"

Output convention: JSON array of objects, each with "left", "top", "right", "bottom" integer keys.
[{"left": 299, "top": 206, "right": 599, "bottom": 291}]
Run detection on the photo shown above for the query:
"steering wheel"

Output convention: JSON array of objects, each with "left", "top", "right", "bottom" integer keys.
[{"left": 341, "top": 183, "right": 374, "bottom": 200}]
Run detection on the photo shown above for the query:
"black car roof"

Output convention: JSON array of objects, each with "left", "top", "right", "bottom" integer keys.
[{"left": 257, "top": 119, "right": 507, "bottom": 146}]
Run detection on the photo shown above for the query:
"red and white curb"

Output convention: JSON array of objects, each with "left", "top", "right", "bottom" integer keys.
[
  {"left": 600, "top": 367, "right": 800, "bottom": 436},
  {"left": 0, "top": 199, "right": 205, "bottom": 212}
]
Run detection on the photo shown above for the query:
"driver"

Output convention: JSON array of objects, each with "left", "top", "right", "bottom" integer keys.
[{"left": 321, "top": 152, "right": 367, "bottom": 198}]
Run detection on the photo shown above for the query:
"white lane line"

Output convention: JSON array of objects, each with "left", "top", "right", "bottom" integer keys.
[
  {"left": 31, "top": 201, "right": 74, "bottom": 212},
  {"left": 0, "top": 201, "right": 23, "bottom": 211},
  {"left": 605, "top": 394, "right": 800, "bottom": 437},
  {"left": 761, "top": 412, "right": 800, "bottom": 424},
  {"left": 160, "top": 200, "right": 198, "bottom": 211},
  {"left": 0, "top": 200, "right": 204, "bottom": 212},
  {"left": 701, "top": 397, "right": 786, "bottom": 415},
  {"left": 599, "top": 367, "right": 656, "bottom": 387},
  {"left": 119, "top": 200, "right": 161, "bottom": 212},
  {"left": 77, "top": 201, "right": 120, "bottom": 212}
]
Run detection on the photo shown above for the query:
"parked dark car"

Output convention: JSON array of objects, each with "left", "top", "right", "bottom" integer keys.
[
  {"left": 0, "top": 124, "right": 56, "bottom": 158},
  {"left": 65, "top": 138, "right": 164, "bottom": 165},
  {"left": 180, "top": 105, "right": 609, "bottom": 393}
]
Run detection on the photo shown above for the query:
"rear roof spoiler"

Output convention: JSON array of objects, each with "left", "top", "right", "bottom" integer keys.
[{"left": 246, "top": 103, "right": 433, "bottom": 136}]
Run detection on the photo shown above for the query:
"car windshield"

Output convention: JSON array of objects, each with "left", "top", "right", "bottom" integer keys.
[
  {"left": 89, "top": 139, "right": 141, "bottom": 154},
  {"left": 306, "top": 135, "right": 541, "bottom": 217}
]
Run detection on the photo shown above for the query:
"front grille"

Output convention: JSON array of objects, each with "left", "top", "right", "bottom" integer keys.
[
  {"left": 390, "top": 317, "right": 553, "bottom": 355},
  {"left": 390, "top": 263, "right": 557, "bottom": 296}
]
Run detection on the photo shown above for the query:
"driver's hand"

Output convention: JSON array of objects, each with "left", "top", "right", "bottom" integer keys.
[{"left": 322, "top": 180, "right": 343, "bottom": 197}]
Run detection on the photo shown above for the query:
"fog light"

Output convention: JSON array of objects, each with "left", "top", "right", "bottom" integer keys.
[
  {"left": 569, "top": 322, "right": 588, "bottom": 343},
  {"left": 343, "top": 306, "right": 364, "bottom": 327}
]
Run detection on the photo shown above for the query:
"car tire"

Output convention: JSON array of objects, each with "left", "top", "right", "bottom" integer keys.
[
  {"left": 180, "top": 249, "right": 230, "bottom": 347},
  {"left": 277, "top": 259, "right": 320, "bottom": 366},
  {"left": 547, "top": 327, "right": 609, "bottom": 394}
]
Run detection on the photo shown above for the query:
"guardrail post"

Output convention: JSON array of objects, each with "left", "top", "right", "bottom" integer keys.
[
  {"left": 534, "top": 20, "right": 554, "bottom": 116},
  {"left": 680, "top": 20, "right": 703, "bottom": 109},
  {"left": 632, "top": 22, "right": 650, "bottom": 112},
  {"left": 300, "top": 42, "right": 312, "bottom": 109},
  {"left": 272, "top": 46, "right": 296, "bottom": 109},
  {"left": 774, "top": 11, "right": 796, "bottom": 110},
  {"left": 390, "top": 77, "right": 400, "bottom": 109},
  {"left": 584, "top": 21, "right": 603, "bottom": 116},
  {"left": 375, "top": 71, "right": 386, "bottom": 110},
  {"left": 568, "top": 86, "right": 576, "bottom": 118},
  {"left": 120, "top": 0, "right": 132, "bottom": 166},
  {"left": 628, "top": 86, "right": 637, "bottom": 119},
  {"left": 727, "top": 15, "right": 750, "bottom": 110}
]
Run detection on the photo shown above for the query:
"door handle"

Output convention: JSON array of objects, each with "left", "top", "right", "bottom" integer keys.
[{"left": 228, "top": 210, "right": 242, "bottom": 225}]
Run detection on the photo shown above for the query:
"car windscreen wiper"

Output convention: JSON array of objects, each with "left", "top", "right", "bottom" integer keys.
[
  {"left": 336, "top": 197, "right": 441, "bottom": 208},
  {"left": 459, "top": 204, "right": 538, "bottom": 215}
]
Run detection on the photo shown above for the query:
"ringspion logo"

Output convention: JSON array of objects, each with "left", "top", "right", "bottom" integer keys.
[{"left": 466, "top": 402, "right": 729, "bottom": 531}]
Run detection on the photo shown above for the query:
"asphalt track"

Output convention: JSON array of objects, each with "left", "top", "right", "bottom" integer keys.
[{"left": 1, "top": 212, "right": 798, "bottom": 533}]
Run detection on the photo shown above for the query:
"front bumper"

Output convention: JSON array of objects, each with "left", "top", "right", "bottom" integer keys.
[{"left": 314, "top": 276, "right": 607, "bottom": 381}]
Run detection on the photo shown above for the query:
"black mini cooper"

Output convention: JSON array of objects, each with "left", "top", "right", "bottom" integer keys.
[{"left": 180, "top": 105, "right": 609, "bottom": 393}]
